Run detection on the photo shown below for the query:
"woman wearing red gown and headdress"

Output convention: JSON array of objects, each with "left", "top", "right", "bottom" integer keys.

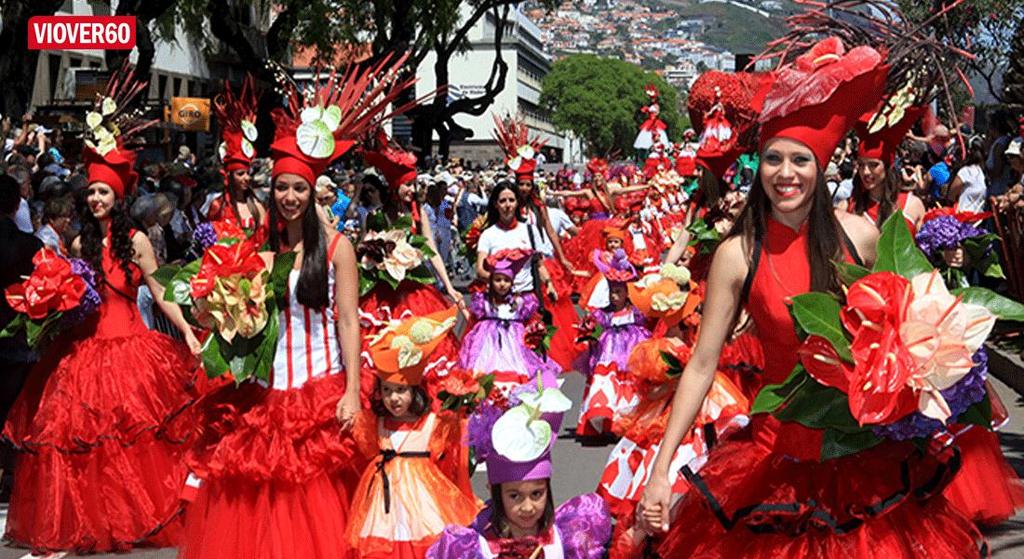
[
  {"left": 4, "top": 64, "right": 202, "bottom": 553},
  {"left": 639, "top": 33, "right": 987, "bottom": 557}
]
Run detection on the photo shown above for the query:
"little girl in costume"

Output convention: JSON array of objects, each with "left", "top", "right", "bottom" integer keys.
[
  {"left": 427, "top": 385, "right": 610, "bottom": 558},
  {"left": 348, "top": 307, "right": 480, "bottom": 558},
  {"left": 576, "top": 250, "right": 650, "bottom": 437},
  {"left": 459, "top": 249, "right": 561, "bottom": 397},
  {"left": 579, "top": 225, "right": 632, "bottom": 309}
]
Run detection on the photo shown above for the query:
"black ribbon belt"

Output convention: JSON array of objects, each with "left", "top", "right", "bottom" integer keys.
[{"left": 375, "top": 448, "right": 430, "bottom": 514}]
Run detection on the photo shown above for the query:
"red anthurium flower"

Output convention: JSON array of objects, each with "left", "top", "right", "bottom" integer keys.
[
  {"left": 5, "top": 248, "right": 86, "bottom": 320},
  {"left": 191, "top": 240, "right": 266, "bottom": 298},
  {"left": 846, "top": 326, "right": 920, "bottom": 425},
  {"left": 797, "top": 335, "right": 851, "bottom": 390},
  {"left": 840, "top": 272, "right": 910, "bottom": 338}
]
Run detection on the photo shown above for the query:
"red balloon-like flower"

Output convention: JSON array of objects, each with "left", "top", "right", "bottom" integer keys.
[{"left": 5, "top": 248, "right": 86, "bottom": 320}]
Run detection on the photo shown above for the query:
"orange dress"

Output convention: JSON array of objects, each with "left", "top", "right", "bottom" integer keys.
[{"left": 348, "top": 411, "right": 480, "bottom": 559}]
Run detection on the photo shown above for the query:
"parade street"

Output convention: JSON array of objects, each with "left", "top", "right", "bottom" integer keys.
[{"left": 2, "top": 370, "right": 1022, "bottom": 559}]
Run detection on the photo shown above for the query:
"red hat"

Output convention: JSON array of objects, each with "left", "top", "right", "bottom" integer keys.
[
  {"left": 758, "top": 37, "right": 888, "bottom": 168},
  {"left": 856, "top": 104, "right": 925, "bottom": 165},
  {"left": 363, "top": 130, "right": 418, "bottom": 188},
  {"left": 214, "top": 75, "right": 260, "bottom": 173},
  {"left": 271, "top": 55, "right": 418, "bottom": 187},
  {"left": 493, "top": 113, "right": 546, "bottom": 183},
  {"left": 587, "top": 157, "right": 609, "bottom": 178},
  {"left": 81, "top": 62, "right": 155, "bottom": 198}
]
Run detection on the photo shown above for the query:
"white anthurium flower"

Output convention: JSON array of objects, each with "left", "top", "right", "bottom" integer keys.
[
  {"left": 93, "top": 125, "right": 113, "bottom": 142},
  {"left": 219, "top": 142, "right": 227, "bottom": 161},
  {"left": 84, "top": 139, "right": 97, "bottom": 151},
  {"left": 241, "top": 139, "right": 255, "bottom": 159},
  {"left": 86, "top": 111, "right": 103, "bottom": 131},
  {"left": 241, "top": 119, "right": 258, "bottom": 142},
  {"left": 517, "top": 145, "right": 535, "bottom": 160},
  {"left": 300, "top": 106, "right": 323, "bottom": 124},
  {"left": 409, "top": 319, "right": 436, "bottom": 344},
  {"left": 321, "top": 105, "right": 342, "bottom": 132},
  {"left": 633, "top": 273, "right": 664, "bottom": 289},
  {"left": 652, "top": 291, "right": 687, "bottom": 312},
  {"left": 101, "top": 96, "right": 117, "bottom": 116},
  {"left": 508, "top": 156, "right": 523, "bottom": 171},
  {"left": 296, "top": 121, "right": 335, "bottom": 159},
  {"left": 517, "top": 377, "right": 572, "bottom": 414},
  {"left": 492, "top": 405, "right": 552, "bottom": 462},
  {"left": 97, "top": 135, "right": 117, "bottom": 156}
]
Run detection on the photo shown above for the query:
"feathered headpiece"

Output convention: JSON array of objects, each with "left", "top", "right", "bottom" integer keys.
[
  {"left": 214, "top": 74, "right": 260, "bottom": 173},
  {"left": 492, "top": 113, "right": 547, "bottom": 182},
  {"left": 270, "top": 53, "right": 420, "bottom": 186},
  {"left": 362, "top": 129, "right": 418, "bottom": 189},
  {"left": 82, "top": 62, "right": 157, "bottom": 198}
]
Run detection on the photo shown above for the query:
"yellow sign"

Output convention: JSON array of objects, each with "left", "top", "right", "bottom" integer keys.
[{"left": 169, "top": 97, "right": 210, "bottom": 132}]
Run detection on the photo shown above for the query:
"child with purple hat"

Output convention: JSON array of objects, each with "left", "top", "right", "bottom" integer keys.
[{"left": 427, "top": 384, "right": 611, "bottom": 558}]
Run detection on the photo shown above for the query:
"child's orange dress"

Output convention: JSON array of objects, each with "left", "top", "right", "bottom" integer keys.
[{"left": 347, "top": 411, "right": 479, "bottom": 559}]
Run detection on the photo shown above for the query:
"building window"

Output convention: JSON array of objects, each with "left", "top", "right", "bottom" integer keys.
[
  {"left": 48, "top": 54, "right": 62, "bottom": 102},
  {"left": 172, "top": 77, "right": 182, "bottom": 98},
  {"left": 158, "top": 75, "right": 168, "bottom": 101}
]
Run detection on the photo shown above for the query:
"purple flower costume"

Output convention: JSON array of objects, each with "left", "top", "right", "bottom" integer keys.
[
  {"left": 576, "top": 305, "right": 650, "bottom": 436},
  {"left": 426, "top": 494, "right": 611, "bottom": 559},
  {"left": 459, "top": 292, "right": 560, "bottom": 397}
]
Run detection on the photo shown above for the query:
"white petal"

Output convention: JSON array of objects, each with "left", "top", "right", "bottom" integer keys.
[
  {"left": 300, "top": 106, "right": 323, "bottom": 124},
  {"left": 296, "top": 121, "right": 335, "bottom": 159},
  {"left": 241, "top": 139, "right": 255, "bottom": 158},
  {"left": 101, "top": 97, "right": 117, "bottom": 116},
  {"left": 321, "top": 105, "right": 342, "bottom": 132},
  {"left": 86, "top": 111, "right": 103, "bottom": 131},
  {"left": 960, "top": 304, "right": 996, "bottom": 353},
  {"left": 492, "top": 406, "right": 552, "bottom": 462},
  {"left": 241, "top": 119, "right": 258, "bottom": 142},
  {"left": 918, "top": 389, "right": 953, "bottom": 423}
]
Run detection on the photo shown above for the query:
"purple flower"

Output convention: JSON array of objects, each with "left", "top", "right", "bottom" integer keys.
[
  {"left": 873, "top": 348, "right": 989, "bottom": 441},
  {"left": 63, "top": 283, "right": 101, "bottom": 326},
  {"left": 467, "top": 401, "right": 503, "bottom": 460},
  {"left": 69, "top": 258, "right": 98, "bottom": 289},
  {"left": 915, "top": 216, "right": 985, "bottom": 255},
  {"left": 194, "top": 222, "right": 218, "bottom": 250}
]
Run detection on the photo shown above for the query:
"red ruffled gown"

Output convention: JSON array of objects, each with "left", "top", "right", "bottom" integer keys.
[
  {"left": 658, "top": 218, "right": 983, "bottom": 558},
  {"left": 180, "top": 237, "right": 362, "bottom": 559},
  {"left": 942, "top": 422, "right": 1024, "bottom": 526},
  {"left": 3, "top": 240, "right": 199, "bottom": 553}
]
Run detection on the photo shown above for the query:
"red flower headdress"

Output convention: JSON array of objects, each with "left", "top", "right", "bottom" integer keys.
[
  {"left": 270, "top": 54, "right": 422, "bottom": 186},
  {"left": 492, "top": 113, "right": 547, "bottom": 182},
  {"left": 213, "top": 74, "right": 260, "bottom": 173},
  {"left": 686, "top": 71, "right": 773, "bottom": 180},
  {"left": 362, "top": 129, "right": 418, "bottom": 189},
  {"left": 82, "top": 62, "right": 158, "bottom": 198}
]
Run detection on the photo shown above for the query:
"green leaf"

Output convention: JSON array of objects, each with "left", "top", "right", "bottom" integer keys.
[
  {"left": 820, "top": 428, "right": 883, "bottom": 461},
  {"left": 788, "top": 292, "right": 852, "bottom": 362},
  {"left": 751, "top": 366, "right": 807, "bottom": 415},
  {"left": 958, "top": 394, "right": 993, "bottom": 428},
  {"left": 873, "top": 211, "right": 933, "bottom": 277},
  {"left": 381, "top": 269, "right": 400, "bottom": 289},
  {"left": 0, "top": 315, "right": 26, "bottom": 339},
  {"left": 152, "top": 263, "right": 181, "bottom": 287},
  {"left": 165, "top": 259, "right": 201, "bottom": 303},
  {"left": 836, "top": 261, "right": 870, "bottom": 286},
  {"left": 391, "top": 215, "right": 414, "bottom": 231},
  {"left": 660, "top": 350, "right": 683, "bottom": 377},
  {"left": 359, "top": 273, "right": 376, "bottom": 297},
  {"left": 772, "top": 372, "right": 862, "bottom": 433},
  {"left": 952, "top": 287, "right": 1024, "bottom": 322},
  {"left": 201, "top": 334, "right": 231, "bottom": 379},
  {"left": 365, "top": 212, "right": 389, "bottom": 232},
  {"left": 271, "top": 251, "right": 297, "bottom": 307}
]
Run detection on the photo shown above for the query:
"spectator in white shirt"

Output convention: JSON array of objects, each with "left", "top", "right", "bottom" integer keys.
[{"left": 5, "top": 165, "right": 33, "bottom": 233}]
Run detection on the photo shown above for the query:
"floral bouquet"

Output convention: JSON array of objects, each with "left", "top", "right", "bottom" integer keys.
[
  {"left": 752, "top": 213, "right": 1024, "bottom": 460},
  {"left": 524, "top": 316, "right": 556, "bottom": 357},
  {"left": 915, "top": 208, "right": 1002, "bottom": 289},
  {"left": 155, "top": 239, "right": 295, "bottom": 382},
  {"left": 434, "top": 368, "right": 495, "bottom": 413},
  {"left": 2, "top": 248, "right": 100, "bottom": 348},
  {"left": 355, "top": 215, "right": 435, "bottom": 296},
  {"left": 459, "top": 214, "right": 488, "bottom": 260}
]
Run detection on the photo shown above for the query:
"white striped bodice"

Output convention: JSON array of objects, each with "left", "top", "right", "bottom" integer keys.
[{"left": 269, "top": 262, "right": 343, "bottom": 390}]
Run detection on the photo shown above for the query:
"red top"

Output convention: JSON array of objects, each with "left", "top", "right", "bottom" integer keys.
[
  {"left": 745, "top": 217, "right": 855, "bottom": 461},
  {"left": 90, "top": 234, "right": 146, "bottom": 339},
  {"left": 858, "top": 191, "right": 916, "bottom": 236}
]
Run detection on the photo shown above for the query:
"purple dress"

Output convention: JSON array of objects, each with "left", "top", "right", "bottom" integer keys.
[
  {"left": 576, "top": 306, "right": 650, "bottom": 436},
  {"left": 459, "top": 292, "right": 561, "bottom": 397},
  {"left": 426, "top": 493, "right": 611, "bottom": 559}
]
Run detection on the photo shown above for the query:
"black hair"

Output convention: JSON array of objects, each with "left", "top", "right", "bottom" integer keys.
[
  {"left": 850, "top": 162, "right": 902, "bottom": 228},
  {"left": 80, "top": 195, "right": 137, "bottom": 287},
  {"left": 487, "top": 479, "right": 556, "bottom": 539},
  {"left": 727, "top": 168, "right": 843, "bottom": 295},
  {"left": 160, "top": 177, "right": 189, "bottom": 209},
  {"left": 486, "top": 181, "right": 523, "bottom": 227},
  {"left": 370, "top": 377, "right": 430, "bottom": 418},
  {"left": 268, "top": 177, "right": 329, "bottom": 310},
  {"left": 0, "top": 175, "right": 20, "bottom": 214}
]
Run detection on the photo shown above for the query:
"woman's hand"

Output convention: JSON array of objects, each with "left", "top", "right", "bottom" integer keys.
[
  {"left": 336, "top": 389, "right": 360, "bottom": 431},
  {"left": 545, "top": 279, "right": 558, "bottom": 302},
  {"left": 637, "top": 471, "right": 672, "bottom": 534},
  {"left": 184, "top": 329, "right": 202, "bottom": 356}
]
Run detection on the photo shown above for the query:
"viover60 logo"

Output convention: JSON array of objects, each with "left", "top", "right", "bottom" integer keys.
[{"left": 28, "top": 16, "right": 136, "bottom": 50}]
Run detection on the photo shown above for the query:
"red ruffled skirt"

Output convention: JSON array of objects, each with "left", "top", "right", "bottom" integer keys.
[
  {"left": 563, "top": 219, "right": 612, "bottom": 293},
  {"left": 3, "top": 330, "right": 199, "bottom": 553},
  {"left": 358, "top": 282, "right": 460, "bottom": 404},
  {"left": 943, "top": 426, "right": 1024, "bottom": 526},
  {"left": 181, "top": 372, "right": 362, "bottom": 559},
  {"left": 658, "top": 425, "right": 983, "bottom": 558},
  {"left": 541, "top": 258, "right": 583, "bottom": 371}
]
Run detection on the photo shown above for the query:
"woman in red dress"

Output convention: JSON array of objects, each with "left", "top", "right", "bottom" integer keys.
[
  {"left": 638, "top": 37, "right": 985, "bottom": 558},
  {"left": 4, "top": 67, "right": 202, "bottom": 553}
]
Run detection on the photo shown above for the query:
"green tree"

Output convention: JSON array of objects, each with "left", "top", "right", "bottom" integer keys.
[
  {"left": 1003, "top": 15, "right": 1024, "bottom": 109},
  {"left": 540, "top": 54, "right": 684, "bottom": 156}
]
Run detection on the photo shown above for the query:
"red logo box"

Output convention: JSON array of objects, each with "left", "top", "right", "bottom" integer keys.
[{"left": 28, "top": 16, "right": 136, "bottom": 50}]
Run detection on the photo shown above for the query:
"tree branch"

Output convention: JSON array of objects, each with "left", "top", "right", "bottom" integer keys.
[{"left": 444, "top": 4, "right": 511, "bottom": 117}]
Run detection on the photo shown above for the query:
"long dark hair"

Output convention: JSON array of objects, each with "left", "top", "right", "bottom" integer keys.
[
  {"left": 268, "top": 182, "right": 329, "bottom": 310},
  {"left": 487, "top": 479, "right": 556, "bottom": 539},
  {"left": 80, "top": 198, "right": 136, "bottom": 286},
  {"left": 727, "top": 170, "right": 843, "bottom": 295},
  {"left": 693, "top": 168, "right": 725, "bottom": 211},
  {"left": 850, "top": 163, "right": 901, "bottom": 227},
  {"left": 486, "top": 182, "right": 524, "bottom": 227}
]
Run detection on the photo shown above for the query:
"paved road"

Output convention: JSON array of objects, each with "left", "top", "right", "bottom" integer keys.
[{"left": 1, "top": 373, "right": 1022, "bottom": 558}]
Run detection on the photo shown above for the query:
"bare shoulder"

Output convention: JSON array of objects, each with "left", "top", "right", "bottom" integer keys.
[
  {"left": 130, "top": 229, "right": 152, "bottom": 250},
  {"left": 709, "top": 236, "right": 749, "bottom": 284},
  {"left": 328, "top": 232, "right": 355, "bottom": 266}
]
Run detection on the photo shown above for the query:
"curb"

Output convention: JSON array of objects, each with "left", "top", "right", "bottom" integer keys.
[{"left": 988, "top": 342, "right": 1024, "bottom": 396}]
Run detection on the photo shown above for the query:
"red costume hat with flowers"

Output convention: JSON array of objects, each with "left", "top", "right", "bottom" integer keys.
[
  {"left": 759, "top": 37, "right": 889, "bottom": 168},
  {"left": 214, "top": 74, "right": 260, "bottom": 173},
  {"left": 856, "top": 103, "right": 926, "bottom": 166},
  {"left": 493, "top": 113, "right": 547, "bottom": 182},
  {"left": 687, "top": 71, "right": 773, "bottom": 181},
  {"left": 362, "top": 129, "right": 418, "bottom": 188},
  {"left": 82, "top": 63, "right": 157, "bottom": 198},
  {"left": 587, "top": 157, "right": 609, "bottom": 179},
  {"left": 270, "top": 54, "right": 418, "bottom": 187}
]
